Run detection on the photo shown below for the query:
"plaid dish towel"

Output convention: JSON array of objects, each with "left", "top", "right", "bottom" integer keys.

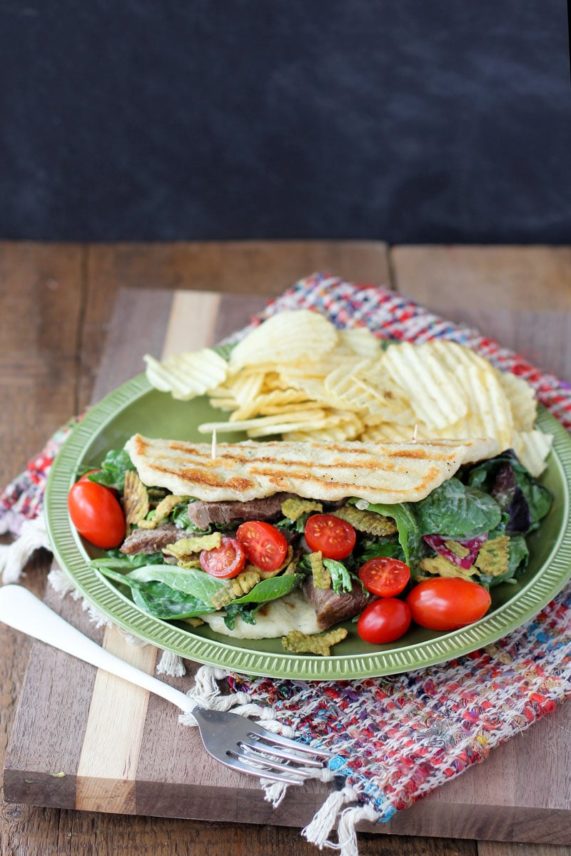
[{"left": 1, "top": 273, "right": 570, "bottom": 854}]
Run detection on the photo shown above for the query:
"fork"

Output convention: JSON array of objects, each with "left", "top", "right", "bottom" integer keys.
[{"left": 0, "top": 585, "right": 330, "bottom": 785}]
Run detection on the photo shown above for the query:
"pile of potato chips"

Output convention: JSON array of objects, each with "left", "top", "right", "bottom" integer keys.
[{"left": 144, "top": 310, "right": 553, "bottom": 476}]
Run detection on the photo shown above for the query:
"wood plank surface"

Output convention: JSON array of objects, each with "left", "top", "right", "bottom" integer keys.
[
  {"left": 1, "top": 240, "right": 569, "bottom": 856},
  {"left": 391, "top": 245, "right": 571, "bottom": 381}
]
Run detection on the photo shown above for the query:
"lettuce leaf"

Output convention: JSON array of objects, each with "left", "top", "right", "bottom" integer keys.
[
  {"left": 414, "top": 478, "right": 502, "bottom": 538},
  {"left": 360, "top": 502, "right": 422, "bottom": 567},
  {"left": 98, "top": 567, "right": 214, "bottom": 619},
  {"left": 87, "top": 449, "right": 135, "bottom": 491},
  {"left": 232, "top": 573, "right": 300, "bottom": 604}
]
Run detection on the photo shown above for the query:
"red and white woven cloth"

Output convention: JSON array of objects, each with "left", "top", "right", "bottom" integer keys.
[{"left": 1, "top": 273, "right": 570, "bottom": 840}]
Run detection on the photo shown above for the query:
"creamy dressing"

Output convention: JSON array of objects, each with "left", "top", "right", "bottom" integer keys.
[{"left": 201, "top": 591, "right": 320, "bottom": 639}]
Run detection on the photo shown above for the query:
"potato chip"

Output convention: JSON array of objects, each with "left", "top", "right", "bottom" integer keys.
[
  {"left": 227, "top": 371, "right": 266, "bottom": 406},
  {"left": 454, "top": 365, "right": 513, "bottom": 450},
  {"left": 138, "top": 494, "right": 185, "bottom": 529},
  {"left": 425, "top": 339, "right": 490, "bottom": 373},
  {"left": 474, "top": 536, "right": 510, "bottom": 576},
  {"left": 498, "top": 371, "right": 537, "bottom": 431},
  {"left": 199, "top": 409, "right": 327, "bottom": 436},
  {"left": 284, "top": 411, "right": 363, "bottom": 442},
  {"left": 338, "top": 327, "right": 381, "bottom": 358},
  {"left": 229, "top": 310, "right": 338, "bottom": 369},
  {"left": 383, "top": 342, "right": 468, "bottom": 428},
  {"left": 231, "top": 389, "right": 310, "bottom": 421},
  {"left": 360, "top": 422, "right": 418, "bottom": 442},
  {"left": 144, "top": 349, "right": 228, "bottom": 400},
  {"left": 513, "top": 429, "right": 553, "bottom": 477},
  {"left": 122, "top": 470, "right": 149, "bottom": 527}
]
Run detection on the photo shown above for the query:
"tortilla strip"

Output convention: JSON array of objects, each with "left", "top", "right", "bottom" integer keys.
[{"left": 125, "top": 434, "right": 498, "bottom": 505}]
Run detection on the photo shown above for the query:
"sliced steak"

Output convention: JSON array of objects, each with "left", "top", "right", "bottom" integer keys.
[
  {"left": 303, "top": 577, "right": 370, "bottom": 630},
  {"left": 187, "top": 493, "right": 292, "bottom": 530},
  {"left": 120, "top": 524, "right": 179, "bottom": 555}
]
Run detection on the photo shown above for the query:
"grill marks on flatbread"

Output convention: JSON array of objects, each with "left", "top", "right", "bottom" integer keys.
[{"left": 126, "top": 435, "right": 498, "bottom": 505}]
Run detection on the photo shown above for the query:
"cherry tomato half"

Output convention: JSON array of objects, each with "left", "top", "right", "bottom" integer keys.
[
  {"left": 357, "top": 598, "right": 412, "bottom": 644},
  {"left": 200, "top": 536, "right": 246, "bottom": 579},
  {"left": 304, "top": 513, "right": 356, "bottom": 560},
  {"left": 236, "top": 521, "right": 288, "bottom": 572},
  {"left": 358, "top": 557, "right": 411, "bottom": 597},
  {"left": 68, "top": 480, "right": 125, "bottom": 549},
  {"left": 406, "top": 577, "right": 491, "bottom": 631}
]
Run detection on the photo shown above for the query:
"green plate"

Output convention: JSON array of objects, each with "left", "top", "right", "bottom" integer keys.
[{"left": 45, "top": 373, "right": 571, "bottom": 681}]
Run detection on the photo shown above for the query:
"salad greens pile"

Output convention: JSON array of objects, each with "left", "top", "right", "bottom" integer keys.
[{"left": 92, "top": 447, "right": 552, "bottom": 629}]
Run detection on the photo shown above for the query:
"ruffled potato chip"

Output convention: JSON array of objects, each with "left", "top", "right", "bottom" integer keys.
[
  {"left": 513, "top": 429, "right": 553, "bottom": 477},
  {"left": 144, "top": 349, "right": 228, "bottom": 400},
  {"left": 229, "top": 310, "right": 338, "bottom": 369},
  {"left": 383, "top": 342, "right": 468, "bottom": 429},
  {"left": 498, "top": 371, "right": 537, "bottom": 431},
  {"left": 338, "top": 327, "right": 381, "bottom": 358}
]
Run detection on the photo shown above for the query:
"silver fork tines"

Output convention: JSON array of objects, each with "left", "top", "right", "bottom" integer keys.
[
  {"left": 247, "top": 727, "right": 331, "bottom": 759},
  {"left": 241, "top": 738, "right": 325, "bottom": 768},
  {"left": 236, "top": 743, "right": 317, "bottom": 777},
  {"left": 225, "top": 753, "right": 309, "bottom": 785}
]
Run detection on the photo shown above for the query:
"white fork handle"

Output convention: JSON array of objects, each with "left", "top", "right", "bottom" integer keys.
[{"left": 0, "top": 585, "right": 195, "bottom": 713}]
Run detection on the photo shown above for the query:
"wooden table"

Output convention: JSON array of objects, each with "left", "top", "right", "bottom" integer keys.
[{"left": 1, "top": 240, "right": 570, "bottom": 856}]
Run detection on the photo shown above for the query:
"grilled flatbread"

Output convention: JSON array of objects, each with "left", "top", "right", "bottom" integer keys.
[{"left": 126, "top": 434, "right": 498, "bottom": 505}]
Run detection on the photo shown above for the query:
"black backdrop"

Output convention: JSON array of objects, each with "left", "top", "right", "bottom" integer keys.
[{"left": 1, "top": 1, "right": 570, "bottom": 243}]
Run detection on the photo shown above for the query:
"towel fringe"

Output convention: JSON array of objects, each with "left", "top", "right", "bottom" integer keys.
[
  {"left": 302, "top": 785, "right": 358, "bottom": 848},
  {"left": 157, "top": 650, "right": 186, "bottom": 677},
  {"left": 0, "top": 516, "right": 51, "bottom": 582}
]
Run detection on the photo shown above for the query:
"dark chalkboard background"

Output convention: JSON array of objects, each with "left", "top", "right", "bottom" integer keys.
[{"left": 1, "top": 1, "right": 570, "bottom": 243}]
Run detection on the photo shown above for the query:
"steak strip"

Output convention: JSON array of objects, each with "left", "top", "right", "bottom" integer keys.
[
  {"left": 303, "top": 577, "right": 370, "bottom": 630},
  {"left": 187, "top": 492, "right": 293, "bottom": 530},
  {"left": 120, "top": 524, "right": 180, "bottom": 555}
]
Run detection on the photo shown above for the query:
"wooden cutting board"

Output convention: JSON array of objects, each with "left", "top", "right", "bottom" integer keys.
[{"left": 4, "top": 287, "right": 571, "bottom": 844}]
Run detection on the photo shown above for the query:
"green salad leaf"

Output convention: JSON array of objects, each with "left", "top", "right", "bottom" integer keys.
[
  {"left": 88, "top": 449, "right": 135, "bottom": 491},
  {"left": 125, "top": 565, "right": 226, "bottom": 602},
  {"left": 92, "top": 551, "right": 164, "bottom": 571},
  {"left": 232, "top": 573, "right": 300, "bottom": 604},
  {"left": 98, "top": 567, "right": 214, "bottom": 619},
  {"left": 414, "top": 478, "right": 502, "bottom": 538},
  {"left": 362, "top": 502, "right": 422, "bottom": 566},
  {"left": 358, "top": 540, "right": 404, "bottom": 563},
  {"left": 323, "top": 559, "right": 352, "bottom": 593},
  {"left": 223, "top": 602, "right": 258, "bottom": 630}
]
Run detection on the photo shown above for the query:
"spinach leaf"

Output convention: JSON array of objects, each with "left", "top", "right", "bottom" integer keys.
[
  {"left": 508, "top": 534, "right": 529, "bottom": 576},
  {"left": 223, "top": 602, "right": 258, "bottom": 630},
  {"left": 97, "top": 567, "right": 214, "bottom": 619},
  {"left": 414, "top": 478, "right": 502, "bottom": 538},
  {"left": 466, "top": 451, "right": 552, "bottom": 534},
  {"left": 323, "top": 559, "right": 352, "bottom": 593},
  {"left": 88, "top": 449, "right": 135, "bottom": 491},
  {"left": 131, "top": 583, "right": 213, "bottom": 619},
  {"left": 357, "top": 540, "right": 404, "bottom": 563},
  {"left": 92, "top": 551, "right": 164, "bottom": 571},
  {"left": 276, "top": 515, "right": 309, "bottom": 534},
  {"left": 363, "top": 502, "right": 422, "bottom": 566},
  {"left": 126, "top": 565, "right": 226, "bottom": 604},
  {"left": 232, "top": 573, "right": 300, "bottom": 604}
]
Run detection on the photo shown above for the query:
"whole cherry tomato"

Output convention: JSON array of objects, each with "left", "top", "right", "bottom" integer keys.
[
  {"left": 407, "top": 577, "right": 491, "bottom": 631},
  {"left": 357, "top": 598, "right": 412, "bottom": 644},
  {"left": 200, "top": 536, "right": 246, "bottom": 579},
  {"left": 304, "top": 514, "right": 356, "bottom": 560},
  {"left": 358, "top": 557, "right": 411, "bottom": 597},
  {"left": 236, "top": 521, "right": 288, "bottom": 572},
  {"left": 68, "top": 480, "right": 125, "bottom": 549}
]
